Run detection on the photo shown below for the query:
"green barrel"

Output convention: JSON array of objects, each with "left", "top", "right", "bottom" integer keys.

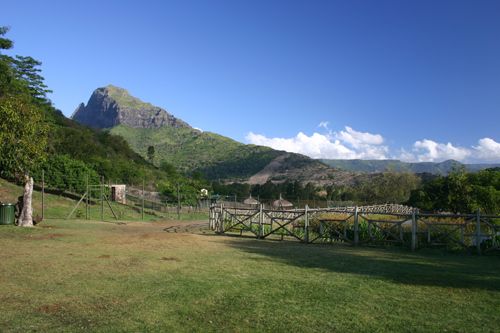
[{"left": 0, "top": 203, "right": 16, "bottom": 225}]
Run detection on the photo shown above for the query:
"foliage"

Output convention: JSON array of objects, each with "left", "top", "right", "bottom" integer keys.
[
  {"left": 157, "top": 160, "right": 209, "bottom": 205},
  {"left": 321, "top": 158, "right": 498, "bottom": 174},
  {"left": 0, "top": 26, "right": 49, "bottom": 180},
  {"left": 408, "top": 168, "right": 500, "bottom": 214},
  {"left": 9, "top": 55, "right": 52, "bottom": 100},
  {"left": 105, "top": 84, "right": 156, "bottom": 110},
  {"left": 147, "top": 145, "right": 155, "bottom": 162},
  {"left": 212, "top": 172, "right": 420, "bottom": 205},
  {"left": 31, "top": 155, "right": 100, "bottom": 193},
  {"left": 110, "top": 125, "right": 282, "bottom": 179},
  {"left": 350, "top": 172, "right": 420, "bottom": 204},
  {"left": 0, "top": 93, "right": 48, "bottom": 178}
]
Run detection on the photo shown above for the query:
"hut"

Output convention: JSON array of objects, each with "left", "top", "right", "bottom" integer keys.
[
  {"left": 243, "top": 194, "right": 260, "bottom": 206},
  {"left": 110, "top": 185, "right": 126, "bottom": 204},
  {"left": 272, "top": 194, "right": 293, "bottom": 210}
]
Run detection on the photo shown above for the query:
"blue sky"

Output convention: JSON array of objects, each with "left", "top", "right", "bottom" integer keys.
[{"left": 2, "top": 0, "right": 500, "bottom": 162}]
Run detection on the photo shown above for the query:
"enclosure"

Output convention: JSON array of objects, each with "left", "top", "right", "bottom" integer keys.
[{"left": 209, "top": 203, "right": 500, "bottom": 254}]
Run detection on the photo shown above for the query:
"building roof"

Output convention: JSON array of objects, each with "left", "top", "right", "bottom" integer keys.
[
  {"left": 243, "top": 195, "right": 260, "bottom": 205},
  {"left": 272, "top": 194, "right": 293, "bottom": 209}
]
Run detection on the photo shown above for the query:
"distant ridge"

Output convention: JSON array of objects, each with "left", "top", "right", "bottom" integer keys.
[{"left": 320, "top": 159, "right": 500, "bottom": 175}]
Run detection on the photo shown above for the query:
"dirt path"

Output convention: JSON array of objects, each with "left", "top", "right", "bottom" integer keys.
[{"left": 124, "top": 220, "right": 210, "bottom": 234}]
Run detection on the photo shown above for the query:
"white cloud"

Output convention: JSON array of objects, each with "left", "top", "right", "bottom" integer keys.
[
  {"left": 473, "top": 138, "right": 500, "bottom": 162},
  {"left": 399, "top": 138, "right": 500, "bottom": 163},
  {"left": 337, "top": 126, "right": 384, "bottom": 148},
  {"left": 411, "top": 139, "right": 471, "bottom": 162},
  {"left": 318, "top": 121, "right": 329, "bottom": 129},
  {"left": 246, "top": 126, "right": 500, "bottom": 163},
  {"left": 246, "top": 126, "right": 389, "bottom": 160}
]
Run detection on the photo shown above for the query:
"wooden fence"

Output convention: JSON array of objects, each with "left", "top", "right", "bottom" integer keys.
[{"left": 208, "top": 204, "right": 500, "bottom": 255}]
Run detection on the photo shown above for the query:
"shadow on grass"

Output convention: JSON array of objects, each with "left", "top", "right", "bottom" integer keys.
[{"left": 206, "top": 234, "right": 500, "bottom": 292}]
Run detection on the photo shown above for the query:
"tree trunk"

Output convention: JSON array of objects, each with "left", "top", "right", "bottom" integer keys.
[{"left": 18, "top": 175, "right": 34, "bottom": 227}]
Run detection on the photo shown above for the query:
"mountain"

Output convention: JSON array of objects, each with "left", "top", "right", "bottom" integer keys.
[
  {"left": 72, "top": 85, "right": 189, "bottom": 129},
  {"left": 72, "top": 85, "right": 349, "bottom": 184},
  {"left": 320, "top": 159, "right": 500, "bottom": 175}
]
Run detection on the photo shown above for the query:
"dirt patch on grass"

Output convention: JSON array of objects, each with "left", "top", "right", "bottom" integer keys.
[
  {"left": 25, "top": 233, "right": 66, "bottom": 240},
  {"left": 38, "top": 303, "right": 63, "bottom": 314},
  {"left": 98, "top": 255, "right": 111, "bottom": 259},
  {"left": 39, "top": 225, "right": 59, "bottom": 229},
  {"left": 160, "top": 257, "right": 180, "bottom": 262}
]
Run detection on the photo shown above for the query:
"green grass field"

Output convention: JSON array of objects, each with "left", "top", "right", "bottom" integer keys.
[
  {"left": 0, "top": 178, "right": 208, "bottom": 222},
  {"left": 0, "top": 218, "right": 499, "bottom": 332}
]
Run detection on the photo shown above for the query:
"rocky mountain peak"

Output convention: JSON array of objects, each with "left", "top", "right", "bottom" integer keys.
[{"left": 71, "top": 85, "right": 190, "bottom": 129}]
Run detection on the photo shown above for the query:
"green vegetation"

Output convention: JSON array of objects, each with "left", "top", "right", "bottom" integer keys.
[
  {"left": 105, "top": 84, "right": 156, "bottom": 110},
  {"left": 110, "top": 125, "right": 282, "bottom": 180},
  {"left": 340, "top": 172, "right": 421, "bottom": 204},
  {"left": 0, "top": 27, "right": 49, "bottom": 177},
  {"left": 0, "top": 220, "right": 499, "bottom": 332},
  {"left": 211, "top": 172, "right": 420, "bottom": 207},
  {"left": 0, "top": 177, "right": 162, "bottom": 221},
  {"left": 0, "top": 177, "right": 208, "bottom": 221},
  {"left": 409, "top": 168, "right": 500, "bottom": 214},
  {"left": 321, "top": 158, "right": 499, "bottom": 175}
]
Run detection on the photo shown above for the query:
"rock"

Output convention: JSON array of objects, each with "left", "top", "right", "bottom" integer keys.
[{"left": 71, "top": 85, "right": 190, "bottom": 129}]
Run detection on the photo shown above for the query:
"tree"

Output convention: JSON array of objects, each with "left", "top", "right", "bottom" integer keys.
[
  {"left": 147, "top": 145, "right": 155, "bottom": 163},
  {"left": 11, "top": 55, "right": 52, "bottom": 100},
  {"left": 0, "top": 27, "right": 48, "bottom": 227},
  {"left": 0, "top": 26, "right": 15, "bottom": 95},
  {"left": 408, "top": 168, "right": 500, "bottom": 214},
  {"left": 0, "top": 94, "right": 48, "bottom": 226}
]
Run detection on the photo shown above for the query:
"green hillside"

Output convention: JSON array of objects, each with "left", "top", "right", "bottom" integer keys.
[
  {"left": 110, "top": 125, "right": 283, "bottom": 180},
  {"left": 320, "top": 159, "right": 500, "bottom": 175},
  {"left": 106, "top": 84, "right": 156, "bottom": 110}
]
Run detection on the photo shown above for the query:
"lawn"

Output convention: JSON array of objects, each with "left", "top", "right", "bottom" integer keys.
[
  {"left": 0, "top": 219, "right": 499, "bottom": 332},
  {"left": 0, "top": 178, "right": 208, "bottom": 222}
]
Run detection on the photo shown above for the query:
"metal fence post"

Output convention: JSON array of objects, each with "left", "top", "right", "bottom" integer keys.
[
  {"left": 411, "top": 210, "right": 417, "bottom": 251},
  {"left": 476, "top": 209, "right": 481, "bottom": 255},
  {"left": 354, "top": 206, "right": 359, "bottom": 246},
  {"left": 100, "top": 176, "right": 104, "bottom": 221},
  {"left": 41, "top": 170, "right": 45, "bottom": 220},
  {"left": 177, "top": 183, "right": 181, "bottom": 220},
  {"left": 142, "top": 179, "right": 145, "bottom": 221},
  {"left": 85, "top": 173, "right": 89, "bottom": 220}
]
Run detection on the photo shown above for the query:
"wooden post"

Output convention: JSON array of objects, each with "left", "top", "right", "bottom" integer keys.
[
  {"left": 220, "top": 203, "right": 224, "bottom": 233},
  {"left": 100, "top": 177, "right": 104, "bottom": 221},
  {"left": 476, "top": 209, "right": 481, "bottom": 255},
  {"left": 41, "top": 170, "right": 45, "bottom": 220},
  {"left": 354, "top": 206, "right": 359, "bottom": 246},
  {"left": 208, "top": 205, "right": 212, "bottom": 230},
  {"left": 304, "top": 205, "right": 309, "bottom": 243},
  {"left": 411, "top": 210, "right": 417, "bottom": 251},
  {"left": 258, "top": 204, "right": 264, "bottom": 238},
  {"left": 142, "top": 179, "right": 145, "bottom": 220}
]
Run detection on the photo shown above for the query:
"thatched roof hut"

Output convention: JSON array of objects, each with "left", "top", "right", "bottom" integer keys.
[
  {"left": 243, "top": 195, "right": 260, "bottom": 205},
  {"left": 272, "top": 194, "right": 293, "bottom": 210}
]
